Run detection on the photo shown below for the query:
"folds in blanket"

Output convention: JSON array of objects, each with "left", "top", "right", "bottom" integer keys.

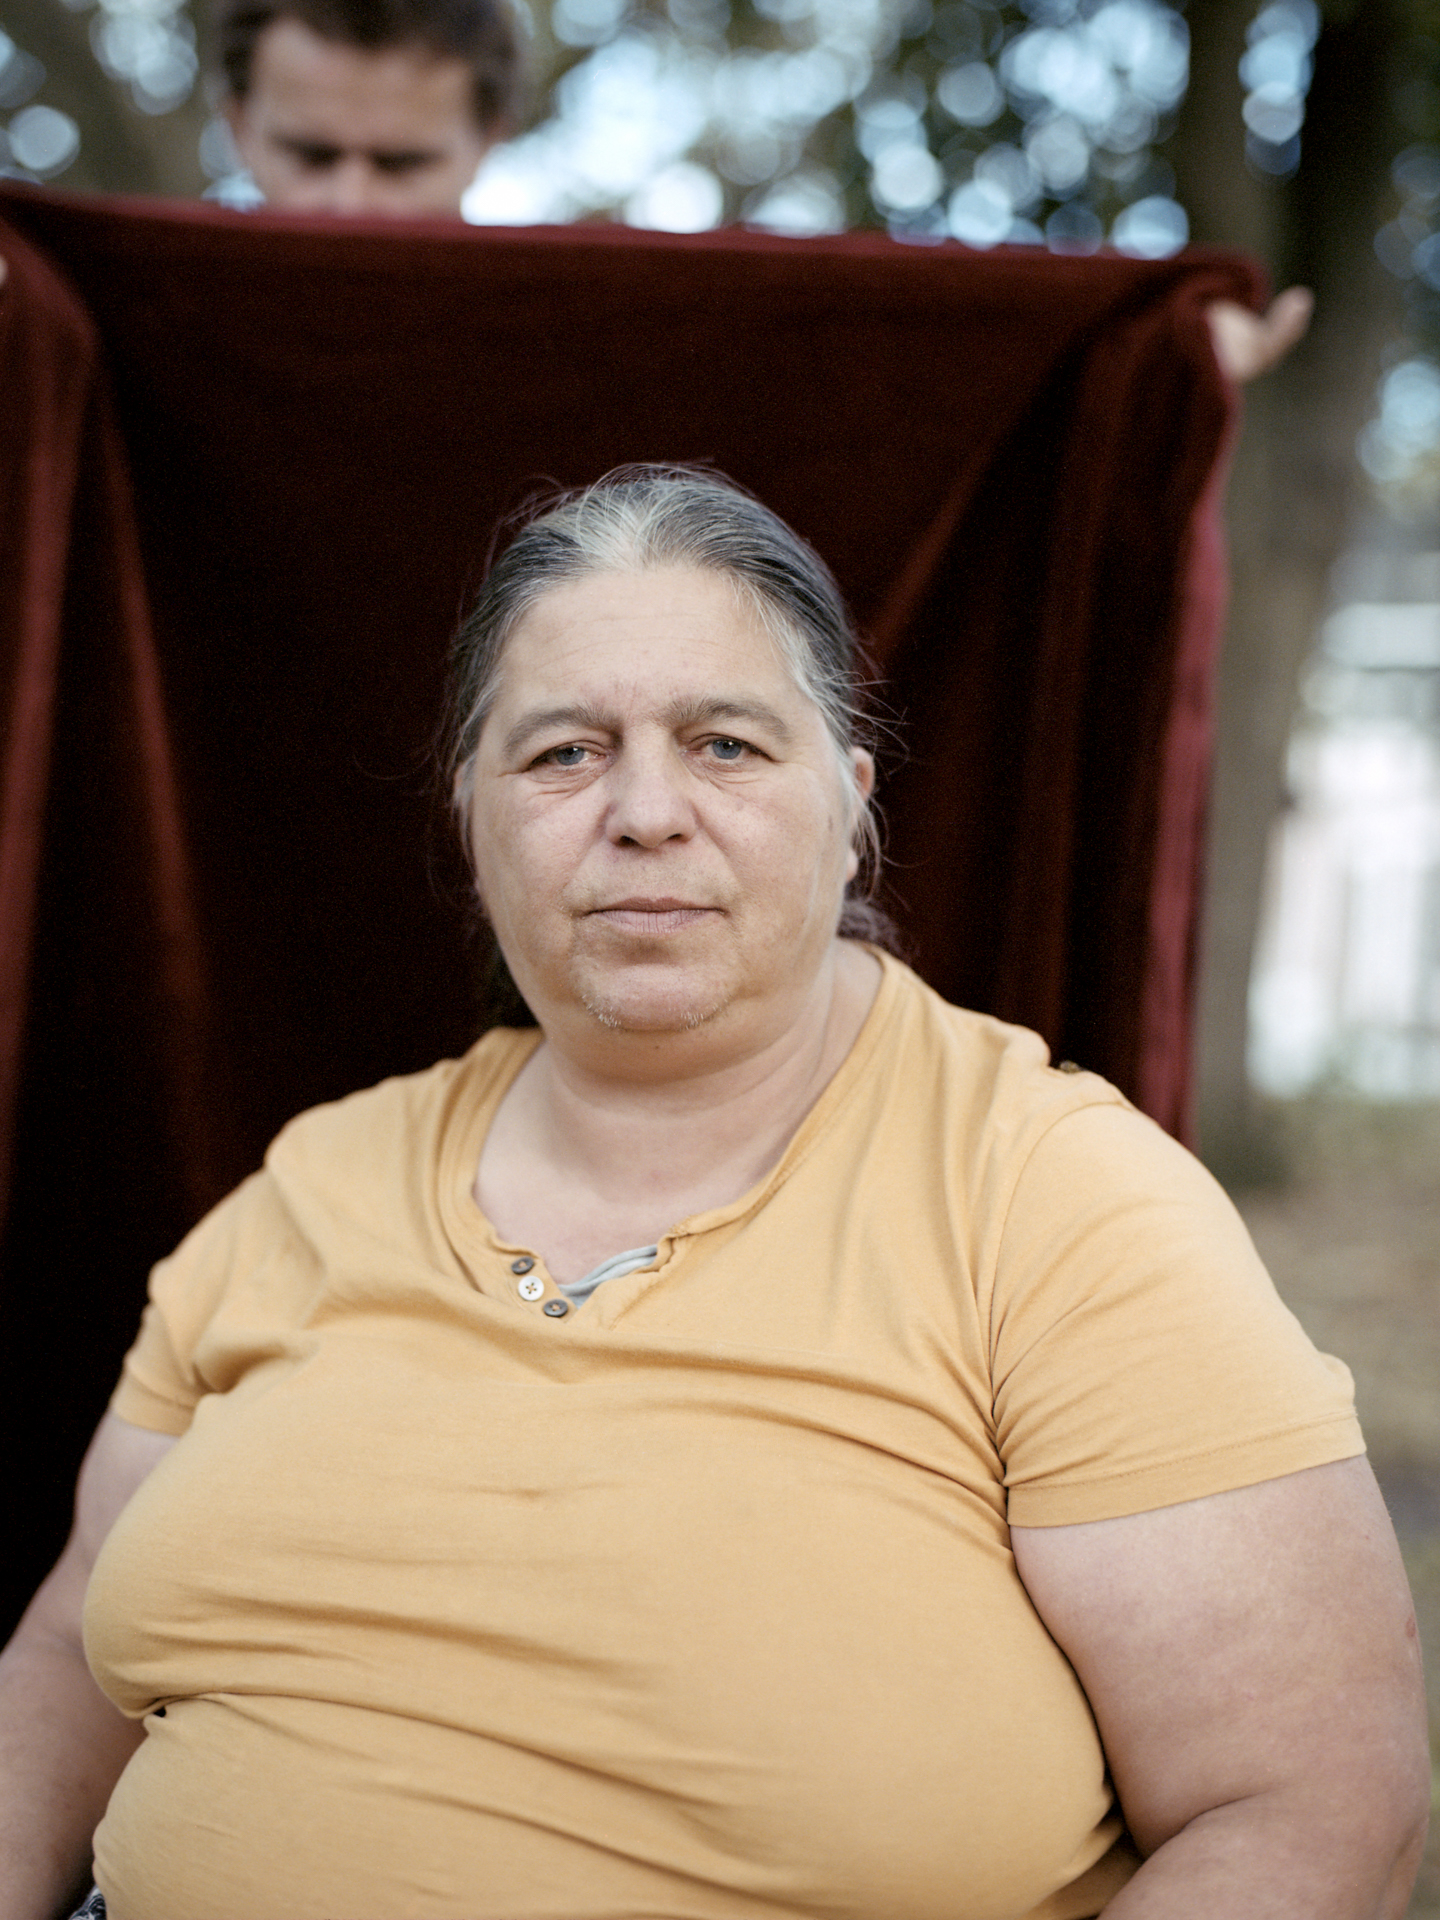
[
  {"left": 0, "top": 217, "right": 217, "bottom": 1622},
  {"left": 0, "top": 216, "right": 218, "bottom": 1239},
  {"left": 877, "top": 261, "right": 1246, "bottom": 1140}
]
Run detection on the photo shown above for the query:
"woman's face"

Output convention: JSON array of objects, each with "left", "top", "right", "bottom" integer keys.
[{"left": 465, "top": 566, "right": 873, "bottom": 1044}]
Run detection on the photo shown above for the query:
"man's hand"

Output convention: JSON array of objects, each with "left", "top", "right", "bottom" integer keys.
[{"left": 1206, "top": 285, "right": 1314, "bottom": 383}]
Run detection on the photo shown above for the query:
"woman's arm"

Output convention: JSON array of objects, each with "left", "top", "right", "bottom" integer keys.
[
  {"left": 0, "top": 1414, "right": 176, "bottom": 1920},
  {"left": 1012, "top": 1457, "right": 1429, "bottom": 1920}
]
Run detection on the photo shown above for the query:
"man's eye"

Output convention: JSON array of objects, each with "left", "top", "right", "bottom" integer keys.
[
  {"left": 372, "top": 152, "right": 433, "bottom": 175},
  {"left": 290, "top": 144, "right": 342, "bottom": 170},
  {"left": 541, "top": 744, "right": 590, "bottom": 768},
  {"left": 708, "top": 738, "right": 748, "bottom": 761}
]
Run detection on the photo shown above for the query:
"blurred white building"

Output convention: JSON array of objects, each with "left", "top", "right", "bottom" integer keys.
[{"left": 1249, "top": 556, "right": 1440, "bottom": 1098}]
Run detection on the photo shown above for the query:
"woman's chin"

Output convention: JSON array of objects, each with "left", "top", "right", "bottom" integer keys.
[{"left": 574, "top": 964, "right": 735, "bottom": 1036}]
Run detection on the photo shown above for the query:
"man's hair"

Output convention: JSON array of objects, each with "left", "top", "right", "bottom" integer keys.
[
  {"left": 216, "top": 0, "right": 523, "bottom": 131},
  {"left": 443, "top": 465, "right": 889, "bottom": 948}
]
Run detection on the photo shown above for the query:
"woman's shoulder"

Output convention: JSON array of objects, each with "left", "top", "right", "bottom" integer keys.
[
  {"left": 262, "top": 1027, "right": 539, "bottom": 1194},
  {"left": 870, "top": 951, "right": 1132, "bottom": 1149}
]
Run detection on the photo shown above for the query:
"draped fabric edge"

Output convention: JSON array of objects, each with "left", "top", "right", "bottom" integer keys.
[
  {"left": 0, "top": 216, "right": 212, "bottom": 1237},
  {"left": 1137, "top": 404, "right": 1239, "bottom": 1140}
]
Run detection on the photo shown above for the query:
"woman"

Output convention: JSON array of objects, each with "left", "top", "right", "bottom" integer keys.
[{"left": 0, "top": 468, "right": 1426, "bottom": 1920}]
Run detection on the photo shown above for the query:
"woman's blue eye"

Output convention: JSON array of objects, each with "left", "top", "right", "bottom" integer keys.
[{"left": 710, "top": 738, "right": 746, "bottom": 761}]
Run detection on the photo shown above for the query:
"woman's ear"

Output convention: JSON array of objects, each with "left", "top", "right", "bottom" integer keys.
[
  {"left": 451, "top": 762, "right": 489, "bottom": 910},
  {"left": 843, "top": 748, "right": 876, "bottom": 884}
]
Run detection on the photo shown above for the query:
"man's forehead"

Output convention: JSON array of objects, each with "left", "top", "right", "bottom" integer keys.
[{"left": 250, "top": 17, "right": 479, "bottom": 133}]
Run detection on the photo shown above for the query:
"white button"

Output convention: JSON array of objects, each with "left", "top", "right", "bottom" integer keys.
[{"left": 517, "top": 1274, "right": 544, "bottom": 1301}]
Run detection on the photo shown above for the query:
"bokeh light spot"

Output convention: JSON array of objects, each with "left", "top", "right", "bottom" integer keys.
[
  {"left": 1110, "top": 191, "right": 1186, "bottom": 256},
  {"left": 1044, "top": 199, "right": 1103, "bottom": 251},
  {"left": 871, "top": 139, "right": 943, "bottom": 208},
  {"left": 625, "top": 157, "right": 724, "bottom": 227},
  {"left": 936, "top": 60, "right": 1002, "bottom": 125},
  {"left": 8, "top": 102, "right": 79, "bottom": 173},
  {"left": 947, "top": 175, "right": 1011, "bottom": 245}
]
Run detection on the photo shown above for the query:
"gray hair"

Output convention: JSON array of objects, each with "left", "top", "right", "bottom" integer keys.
[{"left": 444, "top": 465, "right": 888, "bottom": 940}]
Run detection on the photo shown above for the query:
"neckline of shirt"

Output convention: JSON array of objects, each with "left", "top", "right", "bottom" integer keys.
[{"left": 435, "top": 945, "right": 905, "bottom": 1315}]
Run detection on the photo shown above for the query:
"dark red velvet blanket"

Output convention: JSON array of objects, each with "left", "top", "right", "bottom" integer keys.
[{"left": 0, "top": 182, "right": 1260, "bottom": 1626}]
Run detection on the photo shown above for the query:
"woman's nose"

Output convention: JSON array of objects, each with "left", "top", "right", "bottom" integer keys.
[{"left": 605, "top": 746, "right": 695, "bottom": 847}]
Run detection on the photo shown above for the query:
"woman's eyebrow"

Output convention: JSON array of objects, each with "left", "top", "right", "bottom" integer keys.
[
  {"left": 501, "top": 703, "right": 613, "bottom": 760},
  {"left": 502, "top": 697, "right": 794, "bottom": 761},
  {"left": 660, "top": 697, "right": 795, "bottom": 743}
]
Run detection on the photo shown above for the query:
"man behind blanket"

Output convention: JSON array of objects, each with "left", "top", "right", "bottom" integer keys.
[{"left": 214, "top": 0, "right": 520, "bottom": 217}]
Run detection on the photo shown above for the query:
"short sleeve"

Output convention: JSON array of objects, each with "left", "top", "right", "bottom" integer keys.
[
  {"left": 990, "top": 1100, "right": 1363, "bottom": 1526},
  {"left": 108, "top": 1169, "right": 291, "bottom": 1435}
]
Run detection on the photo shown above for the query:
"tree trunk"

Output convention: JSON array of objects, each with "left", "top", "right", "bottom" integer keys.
[{"left": 1170, "top": 0, "right": 1407, "bottom": 1184}]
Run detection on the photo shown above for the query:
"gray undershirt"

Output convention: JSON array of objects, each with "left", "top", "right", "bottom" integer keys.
[{"left": 557, "top": 1244, "right": 659, "bottom": 1307}]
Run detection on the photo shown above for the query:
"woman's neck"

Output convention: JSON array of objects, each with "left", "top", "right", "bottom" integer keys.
[{"left": 475, "top": 941, "right": 882, "bottom": 1283}]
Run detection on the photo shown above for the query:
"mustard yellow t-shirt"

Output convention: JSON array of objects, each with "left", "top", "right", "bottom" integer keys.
[{"left": 85, "top": 953, "right": 1362, "bottom": 1920}]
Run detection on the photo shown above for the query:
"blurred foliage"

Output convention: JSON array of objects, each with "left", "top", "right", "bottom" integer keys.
[
  {"left": 472, "top": 0, "right": 1198, "bottom": 245},
  {"left": 1377, "top": 0, "right": 1440, "bottom": 336},
  {"left": 0, "top": 0, "right": 1436, "bottom": 284},
  {"left": 1352, "top": 0, "right": 1439, "bottom": 515},
  {"left": 0, "top": 0, "right": 207, "bottom": 192}
]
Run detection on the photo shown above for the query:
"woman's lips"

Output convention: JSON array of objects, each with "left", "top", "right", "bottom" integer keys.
[{"left": 589, "top": 900, "right": 719, "bottom": 935}]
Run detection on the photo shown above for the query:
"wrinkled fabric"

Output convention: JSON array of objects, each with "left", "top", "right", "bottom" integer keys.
[{"left": 0, "top": 184, "right": 1260, "bottom": 1629}]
